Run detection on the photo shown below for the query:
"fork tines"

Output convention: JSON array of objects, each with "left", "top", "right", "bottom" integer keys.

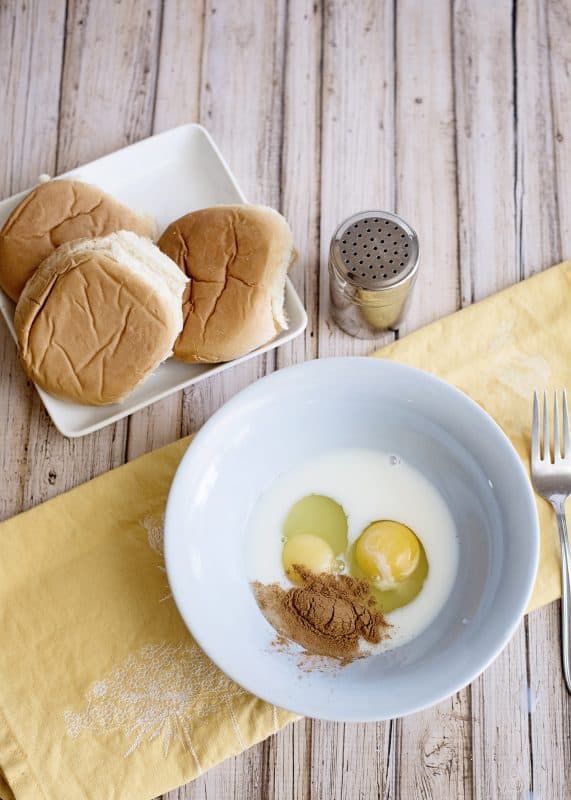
[{"left": 532, "top": 389, "right": 571, "bottom": 463}]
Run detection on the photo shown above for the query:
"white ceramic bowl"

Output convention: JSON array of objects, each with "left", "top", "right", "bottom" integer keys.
[{"left": 165, "top": 358, "right": 539, "bottom": 721}]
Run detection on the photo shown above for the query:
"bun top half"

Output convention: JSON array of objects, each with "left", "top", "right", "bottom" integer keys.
[
  {"left": 0, "top": 179, "right": 156, "bottom": 301},
  {"left": 158, "top": 205, "right": 295, "bottom": 363},
  {"left": 15, "top": 231, "right": 188, "bottom": 406}
]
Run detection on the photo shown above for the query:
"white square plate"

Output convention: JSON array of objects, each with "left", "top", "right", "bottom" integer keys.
[{"left": 0, "top": 124, "right": 307, "bottom": 437}]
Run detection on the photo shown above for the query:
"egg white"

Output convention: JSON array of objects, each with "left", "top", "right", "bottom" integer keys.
[{"left": 246, "top": 447, "right": 459, "bottom": 652}]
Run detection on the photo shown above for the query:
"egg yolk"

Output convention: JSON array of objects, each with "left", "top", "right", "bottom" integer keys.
[
  {"left": 355, "top": 521, "right": 421, "bottom": 589},
  {"left": 282, "top": 533, "right": 335, "bottom": 584},
  {"left": 283, "top": 494, "right": 348, "bottom": 554}
]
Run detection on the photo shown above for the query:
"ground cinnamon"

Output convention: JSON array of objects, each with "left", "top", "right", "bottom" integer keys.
[{"left": 253, "top": 565, "right": 390, "bottom": 664}]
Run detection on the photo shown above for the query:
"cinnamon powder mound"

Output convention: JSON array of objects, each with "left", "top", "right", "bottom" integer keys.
[{"left": 253, "top": 565, "right": 390, "bottom": 664}]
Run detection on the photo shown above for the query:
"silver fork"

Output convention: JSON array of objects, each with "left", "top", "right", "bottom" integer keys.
[{"left": 531, "top": 390, "right": 571, "bottom": 693}]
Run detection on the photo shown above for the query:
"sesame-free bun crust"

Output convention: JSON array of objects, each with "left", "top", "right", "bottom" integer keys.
[
  {"left": 157, "top": 205, "right": 295, "bottom": 363},
  {"left": 0, "top": 179, "right": 156, "bottom": 301},
  {"left": 15, "top": 231, "right": 188, "bottom": 406}
]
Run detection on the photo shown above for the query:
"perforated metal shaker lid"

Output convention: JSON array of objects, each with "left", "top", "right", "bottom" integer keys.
[{"left": 329, "top": 210, "right": 419, "bottom": 292}]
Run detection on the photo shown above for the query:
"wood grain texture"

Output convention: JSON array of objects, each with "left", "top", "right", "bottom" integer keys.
[
  {"left": 310, "top": 2, "right": 397, "bottom": 798},
  {"left": 2, "top": 1, "right": 571, "bottom": 798},
  {"left": 525, "top": 3, "right": 571, "bottom": 798},
  {"left": 453, "top": 2, "right": 531, "bottom": 798},
  {"left": 179, "top": 0, "right": 287, "bottom": 438},
  {"left": 0, "top": 0, "right": 66, "bottom": 521},
  {"left": 395, "top": 0, "right": 459, "bottom": 333},
  {"left": 310, "top": 720, "right": 395, "bottom": 800},
  {"left": 271, "top": 719, "right": 313, "bottom": 800},
  {"left": 527, "top": 607, "right": 571, "bottom": 800},
  {"left": 394, "top": 3, "right": 472, "bottom": 798},
  {"left": 21, "top": 0, "right": 163, "bottom": 511},
  {"left": 153, "top": 0, "right": 205, "bottom": 135},
  {"left": 318, "top": 0, "right": 396, "bottom": 357},
  {"left": 549, "top": 0, "right": 571, "bottom": 254},
  {"left": 162, "top": 1, "right": 287, "bottom": 796},
  {"left": 126, "top": 0, "right": 206, "bottom": 461},
  {"left": 57, "top": 0, "right": 162, "bottom": 169},
  {"left": 454, "top": 0, "right": 519, "bottom": 303},
  {"left": 516, "top": 0, "right": 560, "bottom": 275},
  {"left": 276, "top": 0, "right": 322, "bottom": 368},
  {"left": 471, "top": 631, "right": 531, "bottom": 799},
  {"left": 397, "top": 694, "right": 472, "bottom": 800},
  {"left": 267, "top": 2, "right": 323, "bottom": 794}
]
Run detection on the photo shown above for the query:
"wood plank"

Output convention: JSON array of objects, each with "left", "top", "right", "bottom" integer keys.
[
  {"left": 318, "top": 0, "right": 396, "bottom": 358},
  {"left": 57, "top": 0, "right": 162, "bottom": 169},
  {"left": 396, "top": 695, "right": 472, "bottom": 800},
  {"left": 395, "top": 0, "right": 459, "bottom": 333},
  {"left": 393, "top": 1, "right": 471, "bottom": 796},
  {"left": 516, "top": 0, "right": 560, "bottom": 275},
  {"left": 526, "top": 2, "right": 571, "bottom": 797},
  {"left": 526, "top": 606, "right": 571, "bottom": 800},
  {"left": 276, "top": 0, "right": 322, "bottom": 369},
  {"left": 267, "top": 2, "right": 323, "bottom": 795},
  {"left": 153, "top": 0, "right": 205, "bottom": 136},
  {"left": 0, "top": 1, "right": 65, "bottom": 193},
  {"left": 0, "top": 0, "right": 66, "bottom": 521},
  {"left": 165, "top": 1, "right": 287, "bottom": 796},
  {"left": 310, "top": 719, "right": 396, "bottom": 800},
  {"left": 22, "top": 0, "right": 162, "bottom": 509},
  {"left": 340, "top": 722, "right": 396, "bottom": 800},
  {"left": 311, "top": 3, "right": 396, "bottom": 799},
  {"left": 549, "top": 0, "right": 571, "bottom": 254},
  {"left": 453, "top": 2, "right": 531, "bottom": 797},
  {"left": 179, "top": 0, "right": 287, "bottom": 438},
  {"left": 309, "top": 721, "right": 345, "bottom": 800},
  {"left": 454, "top": 0, "right": 520, "bottom": 301},
  {"left": 471, "top": 629, "right": 532, "bottom": 799},
  {"left": 271, "top": 719, "right": 312, "bottom": 800},
  {"left": 126, "top": 0, "right": 206, "bottom": 461}
]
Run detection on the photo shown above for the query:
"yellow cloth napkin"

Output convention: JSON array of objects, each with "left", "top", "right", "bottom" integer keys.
[
  {"left": 372, "top": 260, "right": 571, "bottom": 611},
  {"left": 0, "top": 438, "right": 297, "bottom": 800},
  {"left": 0, "top": 261, "right": 567, "bottom": 800}
]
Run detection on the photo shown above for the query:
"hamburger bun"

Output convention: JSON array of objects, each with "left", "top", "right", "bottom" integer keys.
[
  {"left": 15, "top": 231, "right": 188, "bottom": 406},
  {"left": 157, "top": 205, "right": 295, "bottom": 363},
  {"left": 0, "top": 179, "right": 156, "bottom": 301}
]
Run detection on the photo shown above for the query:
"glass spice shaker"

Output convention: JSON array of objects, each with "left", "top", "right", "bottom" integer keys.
[{"left": 328, "top": 211, "right": 420, "bottom": 338}]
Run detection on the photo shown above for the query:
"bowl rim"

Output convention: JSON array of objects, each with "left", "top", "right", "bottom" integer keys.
[{"left": 165, "top": 356, "right": 540, "bottom": 721}]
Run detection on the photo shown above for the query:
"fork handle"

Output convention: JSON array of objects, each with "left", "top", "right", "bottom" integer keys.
[{"left": 554, "top": 502, "right": 571, "bottom": 693}]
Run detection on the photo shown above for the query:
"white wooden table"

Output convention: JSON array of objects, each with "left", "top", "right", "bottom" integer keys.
[{"left": 2, "top": 1, "right": 570, "bottom": 797}]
